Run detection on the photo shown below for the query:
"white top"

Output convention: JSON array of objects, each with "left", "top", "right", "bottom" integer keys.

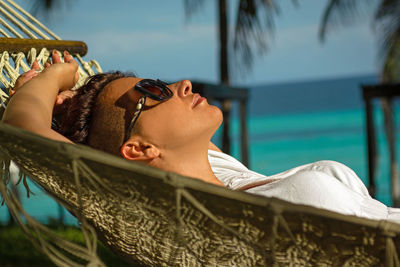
[{"left": 208, "top": 150, "right": 400, "bottom": 223}]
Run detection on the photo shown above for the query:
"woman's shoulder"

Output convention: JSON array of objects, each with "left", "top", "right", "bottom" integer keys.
[
  {"left": 208, "top": 149, "right": 249, "bottom": 172},
  {"left": 208, "top": 149, "right": 269, "bottom": 189}
]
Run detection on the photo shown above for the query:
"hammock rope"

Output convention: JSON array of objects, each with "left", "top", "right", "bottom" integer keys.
[
  {"left": 0, "top": 15, "right": 21, "bottom": 37},
  {"left": 0, "top": 2, "right": 48, "bottom": 39},
  {"left": 72, "top": 159, "right": 100, "bottom": 261},
  {"left": 0, "top": 5, "right": 37, "bottom": 39},
  {"left": 0, "top": 48, "right": 102, "bottom": 97},
  {"left": 0, "top": 140, "right": 106, "bottom": 266},
  {"left": 0, "top": 1, "right": 400, "bottom": 266},
  {"left": 0, "top": 0, "right": 60, "bottom": 39}
]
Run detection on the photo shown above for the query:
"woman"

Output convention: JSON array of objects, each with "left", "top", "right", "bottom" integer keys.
[{"left": 3, "top": 51, "right": 400, "bottom": 222}]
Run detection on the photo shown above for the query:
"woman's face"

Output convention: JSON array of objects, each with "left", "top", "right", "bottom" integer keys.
[
  {"left": 104, "top": 77, "right": 223, "bottom": 151},
  {"left": 134, "top": 79, "right": 223, "bottom": 150}
]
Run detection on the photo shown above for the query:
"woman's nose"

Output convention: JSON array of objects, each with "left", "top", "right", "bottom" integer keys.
[{"left": 177, "top": 80, "right": 192, "bottom": 98}]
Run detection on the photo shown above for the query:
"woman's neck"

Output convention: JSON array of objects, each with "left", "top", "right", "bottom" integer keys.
[{"left": 155, "top": 145, "right": 224, "bottom": 187}]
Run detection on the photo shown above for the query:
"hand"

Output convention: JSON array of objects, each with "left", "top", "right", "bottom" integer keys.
[
  {"left": 12, "top": 51, "right": 79, "bottom": 101},
  {"left": 12, "top": 50, "right": 79, "bottom": 116},
  {"left": 46, "top": 50, "right": 79, "bottom": 107},
  {"left": 42, "top": 50, "right": 79, "bottom": 93},
  {"left": 3, "top": 50, "right": 79, "bottom": 143},
  {"left": 11, "top": 60, "right": 40, "bottom": 95},
  {"left": 45, "top": 50, "right": 79, "bottom": 117}
]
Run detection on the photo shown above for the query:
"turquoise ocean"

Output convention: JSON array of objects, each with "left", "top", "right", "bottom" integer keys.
[{"left": 2, "top": 73, "right": 398, "bottom": 225}]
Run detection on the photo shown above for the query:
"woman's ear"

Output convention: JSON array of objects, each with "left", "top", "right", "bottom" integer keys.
[{"left": 120, "top": 140, "right": 160, "bottom": 161}]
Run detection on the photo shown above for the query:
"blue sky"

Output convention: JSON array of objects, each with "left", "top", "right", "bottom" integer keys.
[{"left": 17, "top": 0, "right": 379, "bottom": 86}]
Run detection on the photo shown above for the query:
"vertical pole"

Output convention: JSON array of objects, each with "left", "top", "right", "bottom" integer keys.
[
  {"left": 218, "top": 0, "right": 231, "bottom": 154},
  {"left": 218, "top": 0, "right": 229, "bottom": 85},
  {"left": 365, "top": 97, "right": 377, "bottom": 197},
  {"left": 382, "top": 98, "right": 399, "bottom": 206},
  {"left": 240, "top": 99, "right": 249, "bottom": 167},
  {"left": 221, "top": 101, "right": 231, "bottom": 154}
]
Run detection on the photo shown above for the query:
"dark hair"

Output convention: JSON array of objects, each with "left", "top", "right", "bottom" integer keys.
[{"left": 56, "top": 71, "right": 136, "bottom": 144}]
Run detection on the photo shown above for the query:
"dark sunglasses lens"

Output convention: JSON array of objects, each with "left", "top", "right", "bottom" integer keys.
[
  {"left": 141, "top": 80, "right": 171, "bottom": 98},
  {"left": 143, "top": 84, "right": 162, "bottom": 95}
]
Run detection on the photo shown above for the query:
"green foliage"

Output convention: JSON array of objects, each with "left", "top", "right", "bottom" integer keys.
[
  {"left": 184, "top": 0, "right": 282, "bottom": 76},
  {"left": 319, "top": 0, "right": 400, "bottom": 82},
  {"left": 0, "top": 224, "right": 145, "bottom": 267},
  {"left": 0, "top": 225, "right": 52, "bottom": 267}
]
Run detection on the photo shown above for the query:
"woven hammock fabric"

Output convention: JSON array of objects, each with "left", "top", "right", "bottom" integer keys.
[{"left": 1, "top": 123, "right": 400, "bottom": 266}]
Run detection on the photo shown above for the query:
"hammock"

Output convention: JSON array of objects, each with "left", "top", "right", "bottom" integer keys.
[{"left": 0, "top": 1, "right": 400, "bottom": 266}]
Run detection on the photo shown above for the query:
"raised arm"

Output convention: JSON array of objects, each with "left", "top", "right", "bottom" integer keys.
[{"left": 2, "top": 51, "right": 78, "bottom": 143}]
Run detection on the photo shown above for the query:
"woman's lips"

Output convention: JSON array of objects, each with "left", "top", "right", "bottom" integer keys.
[{"left": 192, "top": 94, "right": 206, "bottom": 108}]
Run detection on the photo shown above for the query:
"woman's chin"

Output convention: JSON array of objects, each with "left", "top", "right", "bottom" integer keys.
[{"left": 212, "top": 105, "right": 224, "bottom": 124}]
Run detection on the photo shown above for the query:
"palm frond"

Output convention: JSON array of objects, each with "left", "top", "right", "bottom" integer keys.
[
  {"left": 375, "top": 0, "right": 400, "bottom": 81},
  {"left": 233, "top": 0, "right": 278, "bottom": 74},
  {"left": 319, "top": 0, "right": 375, "bottom": 42},
  {"left": 30, "top": 0, "right": 72, "bottom": 22},
  {"left": 375, "top": 0, "right": 399, "bottom": 19},
  {"left": 381, "top": 38, "right": 400, "bottom": 81},
  {"left": 183, "top": 0, "right": 206, "bottom": 22}
]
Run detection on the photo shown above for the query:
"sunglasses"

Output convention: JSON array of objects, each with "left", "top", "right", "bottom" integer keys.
[{"left": 124, "top": 79, "right": 173, "bottom": 142}]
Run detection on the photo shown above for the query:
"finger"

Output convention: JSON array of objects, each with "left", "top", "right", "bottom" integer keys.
[
  {"left": 13, "top": 79, "right": 22, "bottom": 88},
  {"left": 18, "top": 74, "right": 36, "bottom": 85},
  {"left": 56, "top": 91, "right": 75, "bottom": 105},
  {"left": 15, "top": 74, "right": 29, "bottom": 85},
  {"left": 64, "top": 51, "right": 80, "bottom": 83},
  {"left": 24, "top": 69, "right": 38, "bottom": 79},
  {"left": 64, "top": 51, "right": 74, "bottom": 63},
  {"left": 52, "top": 49, "right": 61, "bottom": 64},
  {"left": 31, "top": 60, "right": 39, "bottom": 71},
  {"left": 20, "top": 69, "right": 34, "bottom": 77},
  {"left": 45, "top": 58, "right": 52, "bottom": 68},
  {"left": 27, "top": 72, "right": 38, "bottom": 80},
  {"left": 59, "top": 90, "right": 76, "bottom": 99},
  {"left": 55, "top": 95, "right": 63, "bottom": 105},
  {"left": 10, "top": 89, "right": 15, "bottom": 96},
  {"left": 65, "top": 53, "right": 77, "bottom": 66}
]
